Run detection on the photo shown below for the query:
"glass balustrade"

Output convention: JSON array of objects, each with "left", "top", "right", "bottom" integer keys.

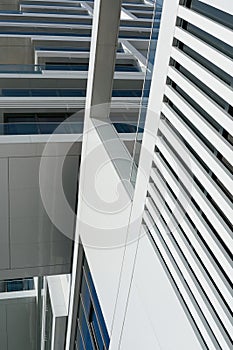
[
  {"left": 0, "top": 122, "right": 84, "bottom": 135},
  {"left": 0, "top": 64, "right": 141, "bottom": 73},
  {"left": 0, "top": 122, "right": 142, "bottom": 136},
  {"left": 130, "top": 1, "right": 164, "bottom": 186},
  {"left": 0, "top": 278, "right": 34, "bottom": 293},
  {"left": 0, "top": 64, "right": 43, "bottom": 73},
  {"left": 0, "top": 89, "right": 142, "bottom": 97},
  {"left": 0, "top": 31, "right": 91, "bottom": 36},
  {"left": 36, "top": 47, "right": 90, "bottom": 51},
  {"left": 20, "top": 2, "right": 83, "bottom": 8},
  {"left": 22, "top": 10, "right": 90, "bottom": 16}
]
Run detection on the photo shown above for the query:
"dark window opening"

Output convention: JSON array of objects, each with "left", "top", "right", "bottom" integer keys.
[{"left": 75, "top": 245, "right": 110, "bottom": 350}]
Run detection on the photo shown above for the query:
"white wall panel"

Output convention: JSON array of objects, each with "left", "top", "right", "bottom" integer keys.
[
  {"left": 120, "top": 235, "right": 203, "bottom": 350},
  {"left": 79, "top": 123, "right": 131, "bottom": 333}
]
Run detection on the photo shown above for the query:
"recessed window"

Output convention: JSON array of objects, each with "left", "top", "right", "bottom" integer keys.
[{"left": 75, "top": 245, "right": 110, "bottom": 350}]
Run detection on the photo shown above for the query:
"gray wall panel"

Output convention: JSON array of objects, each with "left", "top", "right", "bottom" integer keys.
[
  {"left": 0, "top": 149, "right": 79, "bottom": 277},
  {"left": 0, "top": 158, "right": 10, "bottom": 269},
  {"left": 0, "top": 304, "right": 7, "bottom": 350},
  {"left": 8, "top": 155, "right": 77, "bottom": 271}
]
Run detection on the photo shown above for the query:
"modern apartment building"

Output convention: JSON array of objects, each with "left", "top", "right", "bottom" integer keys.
[{"left": 0, "top": 0, "right": 232, "bottom": 350}]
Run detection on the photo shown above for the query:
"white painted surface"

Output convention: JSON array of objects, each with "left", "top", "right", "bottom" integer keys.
[
  {"left": 47, "top": 275, "right": 68, "bottom": 350},
  {"left": 120, "top": 235, "right": 203, "bottom": 350},
  {"left": 121, "top": 9, "right": 133, "bottom": 20},
  {"left": 78, "top": 120, "right": 132, "bottom": 331},
  {"left": 47, "top": 275, "right": 68, "bottom": 317},
  {"left": 109, "top": 0, "right": 180, "bottom": 348}
]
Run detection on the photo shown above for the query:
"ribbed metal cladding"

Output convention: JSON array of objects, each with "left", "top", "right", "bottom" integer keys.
[{"left": 142, "top": 1, "right": 233, "bottom": 349}]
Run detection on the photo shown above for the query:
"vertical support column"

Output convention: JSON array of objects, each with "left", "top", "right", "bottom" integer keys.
[
  {"left": 41, "top": 277, "right": 47, "bottom": 350},
  {"left": 85, "top": 0, "right": 122, "bottom": 118},
  {"left": 65, "top": 1, "right": 122, "bottom": 349},
  {"left": 37, "top": 276, "right": 43, "bottom": 350}
]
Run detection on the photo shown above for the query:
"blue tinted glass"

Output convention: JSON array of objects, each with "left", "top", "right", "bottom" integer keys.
[
  {"left": 58, "top": 89, "right": 86, "bottom": 97},
  {"left": 38, "top": 123, "right": 59, "bottom": 134},
  {"left": 77, "top": 250, "right": 110, "bottom": 349},
  {"left": 2, "top": 89, "right": 30, "bottom": 97},
  {"left": 113, "top": 123, "right": 137, "bottom": 133},
  {"left": 7, "top": 280, "right": 23, "bottom": 292},
  {"left": 1, "top": 89, "right": 87, "bottom": 97},
  {"left": 112, "top": 89, "right": 141, "bottom": 97},
  {"left": 115, "top": 65, "right": 139, "bottom": 72},
  {"left": 119, "top": 33, "right": 151, "bottom": 39},
  {"left": 76, "top": 324, "right": 85, "bottom": 350},
  {"left": 24, "top": 278, "right": 34, "bottom": 290},
  {"left": 0, "top": 31, "right": 90, "bottom": 37},
  {"left": 68, "top": 123, "right": 84, "bottom": 134},
  {"left": 5, "top": 123, "right": 38, "bottom": 135},
  {"left": 81, "top": 275, "right": 91, "bottom": 317},
  {"left": 83, "top": 260, "right": 110, "bottom": 348},
  {"left": 31, "top": 89, "right": 58, "bottom": 97},
  {"left": 91, "top": 311, "right": 104, "bottom": 350},
  {"left": 78, "top": 303, "right": 94, "bottom": 350},
  {"left": 37, "top": 47, "right": 89, "bottom": 52},
  {"left": 2, "top": 89, "right": 143, "bottom": 98},
  {"left": 45, "top": 64, "right": 89, "bottom": 71}
]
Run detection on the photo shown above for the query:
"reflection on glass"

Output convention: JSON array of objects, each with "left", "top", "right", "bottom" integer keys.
[
  {"left": 75, "top": 248, "right": 110, "bottom": 350},
  {"left": 130, "top": 1, "right": 164, "bottom": 186},
  {"left": 0, "top": 88, "right": 142, "bottom": 97},
  {"left": 0, "top": 278, "right": 34, "bottom": 292}
]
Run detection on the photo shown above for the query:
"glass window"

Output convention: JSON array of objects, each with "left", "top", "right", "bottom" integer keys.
[
  {"left": 78, "top": 302, "right": 94, "bottom": 350},
  {"left": 75, "top": 246, "right": 110, "bottom": 350},
  {"left": 90, "top": 307, "right": 105, "bottom": 350}
]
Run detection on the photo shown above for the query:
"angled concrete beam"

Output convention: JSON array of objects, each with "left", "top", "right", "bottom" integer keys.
[
  {"left": 86, "top": 0, "right": 122, "bottom": 117},
  {"left": 66, "top": 1, "right": 123, "bottom": 348}
]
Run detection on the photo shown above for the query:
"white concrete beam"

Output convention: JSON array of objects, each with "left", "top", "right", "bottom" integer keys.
[
  {"left": 66, "top": 1, "right": 124, "bottom": 349},
  {"left": 86, "top": 0, "right": 122, "bottom": 116}
]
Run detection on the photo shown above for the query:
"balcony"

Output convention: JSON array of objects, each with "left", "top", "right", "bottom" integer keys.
[{"left": 0, "top": 63, "right": 141, "bottom": 73}]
